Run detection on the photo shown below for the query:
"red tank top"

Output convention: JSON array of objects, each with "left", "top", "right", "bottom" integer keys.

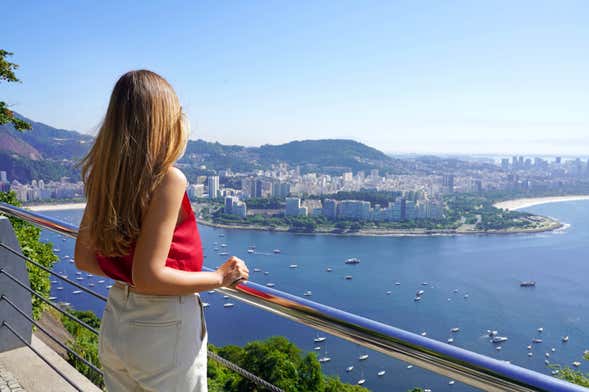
[{"left": 96, "top": 192, "right": 203, "bottom": 285}]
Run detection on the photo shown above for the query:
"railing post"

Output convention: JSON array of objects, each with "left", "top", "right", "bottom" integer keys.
[{"left": 0, "top": 216, "right": 33, "bottom": 352}]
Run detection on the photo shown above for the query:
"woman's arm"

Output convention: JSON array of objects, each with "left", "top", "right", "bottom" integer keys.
[
  {"left": 131, "top": 168, "right": 248, "bottom": 295},
  {"left": 74, "top": 208, "right": 109, "bottom": 277}
]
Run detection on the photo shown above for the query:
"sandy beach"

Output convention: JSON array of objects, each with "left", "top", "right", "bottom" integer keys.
[
  {"left": 494, "top": 195, "right": 589, "bottom": 211},
  {"left": 26, "top": 203, "right": 86, "bottom": 211}
]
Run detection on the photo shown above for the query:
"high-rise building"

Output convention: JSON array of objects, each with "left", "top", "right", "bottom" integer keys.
[
  {"left": 322, "top": 199, "right": 337, "bottom": 219},
  {"left": 207, "top": 176, "right": 219, "bottom": 199},
  {"left": 285, "top": 197, "right": 302, "bottom": 216},
  {"left": 442, "top": 175, "right": 455, "bottom": 193},
  {"left": 501, "top": 158, "right": 509, "bottom": 170},
  {"left": 0, "top": 171, "right": 7, "bottom": 183},
  {"left": 224, "top": 196, "right": 234, "bottom": 214}
]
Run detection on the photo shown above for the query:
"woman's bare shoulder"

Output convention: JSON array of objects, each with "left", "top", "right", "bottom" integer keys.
[{"left": 153, "top": 167, "right": 187, "bottom": 201}]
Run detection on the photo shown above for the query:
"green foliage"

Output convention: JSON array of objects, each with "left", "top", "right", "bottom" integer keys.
[
  {"left": 61, "top": 310, "right": 104, "bottom": 389},
  {"left": 0, "top": 50, "right": 30, "bottom": 131},
  {"left": 552, "top": 353, "right": 589, "bottom": 387},
  {"left": 0, "top": 191, "right": 57, "bottom": 319},
  {"left": 208, "top": 336, "right": 368, "bottom": 392}
]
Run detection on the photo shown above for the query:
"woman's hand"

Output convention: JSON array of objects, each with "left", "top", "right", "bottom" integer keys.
[{"left": 216, "top": 256, "right": 249, "bottom": 287}]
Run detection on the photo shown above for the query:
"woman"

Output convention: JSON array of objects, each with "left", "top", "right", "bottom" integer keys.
[{"left": 74, "top": 70, "right": 248, "bottom": 392}]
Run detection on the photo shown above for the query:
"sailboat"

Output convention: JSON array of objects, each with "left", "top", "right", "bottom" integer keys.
[
  {"left": 318, "top": 343, "right": 331, "bottom": 363},
  {"left": 357, "top": 369, "right": 366, "bottom": 385}
]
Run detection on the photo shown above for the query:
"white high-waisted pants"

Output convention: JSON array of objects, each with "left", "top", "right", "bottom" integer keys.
[{"left": 99, "top": 283, "right": 208, "bottom": 391}]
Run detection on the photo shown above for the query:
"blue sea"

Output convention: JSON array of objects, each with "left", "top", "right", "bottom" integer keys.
[{"left": 39, "top": 201, "right": 589, "bottom": 391}]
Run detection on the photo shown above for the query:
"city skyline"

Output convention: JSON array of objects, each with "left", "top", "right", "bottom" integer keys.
[{"left": 2, "top": 1, "right": 589, "bottom": 155}]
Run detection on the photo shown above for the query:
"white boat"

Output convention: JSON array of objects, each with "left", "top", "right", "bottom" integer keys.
[
  {"left": 208, "top": 290, "right": 215, "bottom": 294},
  {"left": 69, "top": 260, "right": 74, "bottom": 263},
  {"left": 53, "top": 248, "right": 60, "bottom": 252},
  {"left": 386, "top": 290, "right": 392, "bottom": 295},
  {"left": 449, "top": 381, "right": 455, "bottom": 385},
  {"left": 75, "top": 277, "right": 84, "bottom": 281},
  {"left": 89, "top": 283, "right": 95, "bottom": 287},
  {"left": 48, "top": 296, "right": 57, "bottom": 300},
  {"left": 357, "top": 379, "right": 365, "bottom": 385},
  {"left": 421, "top": 282, "right": 429, "bottom": 286},
  {"left": 416, "top": 290, "right": 424, "bottom": 296},
  {"left": 313, "top": 346, "right": 321, "bottom": 351},
  {"left": 263, "top": 271, "right": 270, "bottom": 275},
  {"left": 253, "top": 268, "right": 261, "bottom": 272},
  {"left": 420, "top": 332, "right": 427, "bottom": 336},
  {"left": 75, "top": 272, "right": 82, "bottom": 275},
  {"left": 303, "top": 290, "right": 312, "bottom": 297},
  {"left": 72, "top": 290, "right": 82, "bottom": 294},
  {"left": 562, "top": 336, "right": 569, "bottom": 342},
  {"left": 314, "top": 336, "right": 327, "bottom": 343},
  {"left": 223, "top": 295, "right": 229, "bottom": 299},
  {"left": 51, "top": 280, "right": 58, "bottom": 284},
  {"left": 220, "top": 244, "right": 227, "bottom": 248},
  {"left": 358, "top": 354, "right": 368, "bottom": 360},
  {"left": 346, "top": 366, "right": 354, "bottom": 372},
  {"left": 463, "top": 294, "right": 469, "bottom": 299},
  {"left": 202, "top": 303, "right": 210, "bottom": 308},
  {"left": 219, "top": 251, "right": 229, "bottom": 256},
  {"left": 532, "top": 338, "right": 543, "bottom": 344},
  {"left": 56, "top": 287, "right": 63, "bottom": 290},
  {"left": 488, "top": 330, "right": 498, "bottom": 337},
  {"left": 289, "top": 264, "right": 298, "bottom": 269},
  {"left": 247, "top": 249, "right": 255, "bottom": 253},
  {"left": 106, "top": 285, "right": 113, "bottom": 288},
  {"left": 492, "top": 336, "right": 508, "bottom": 343},
  {"left": 496, "top": 346, "right": 502, "bottom": 351},
  {"left": 326, "top": 267, "right": 333, "bottom": 272},
  {"left": 451, "top": 327, "right": 460, "bottom": 333},
  {"left": 223, "top": 303, "right": 234, "bottom": 308},
  {"left": 318, "top": 356, "right": 331, "bottom": 363},
  {"left": 377, "top": 370, "right": 386, "bottom": 376},
  {"left": 572, "top": 361, "right": 581, "bottom": 367},
  {"left": 344, "top": 275, "right": 353, "bottom": 280},
  {"left": 273, "top": 249, "right": 281, "bottom": 254},
  {"left": 266, "top": 283, "right": 275, "bottom": 287},
  {"left": 537, "top": 327, "right": 543, "bottom": 333},
  {"left": 407, "top": 365, "right": 413, "bottom": 369},
  {"left": 414, "top": 296, "right": 421, "bottom": 301},
  {"left": 447, "top": 338, "right": 454, "bottom": 344},
  {"left": 394, "top": 282, "right": 401, "bottom": 285},
  {"left": 344, "top": 258, "right": 360, "bottom": 264},
  {"left": 98, "top": 280, "right": 105, "bottom": 283}
]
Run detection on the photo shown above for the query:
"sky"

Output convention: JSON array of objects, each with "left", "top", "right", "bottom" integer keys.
[{"left": 1, "top": 1, "right": 588, "bottom": 156}]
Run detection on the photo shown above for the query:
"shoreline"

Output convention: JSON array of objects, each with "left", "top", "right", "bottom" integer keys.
[
  {"left": 197, "top": 216, "right": 563, "bottom": 237},
  {"left": 493, "top": 195, "right": 589, "bottom": 211}
]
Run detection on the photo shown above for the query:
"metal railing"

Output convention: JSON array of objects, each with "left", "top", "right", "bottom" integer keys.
[{"left": 0, "top": 201, "right": 587, "bottom": 392}]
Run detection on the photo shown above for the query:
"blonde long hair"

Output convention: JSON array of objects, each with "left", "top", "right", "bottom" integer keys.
[{"left": 81, "top": 70, "right": 189, "bottom": 256}]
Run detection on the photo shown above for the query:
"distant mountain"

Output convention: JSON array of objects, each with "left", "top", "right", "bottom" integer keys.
[
  {"left": 0, "top": 113, "right": 93, "bottom": 161},
  {"left": 182, "top": 138, "right": 406, "bottom": 174}
]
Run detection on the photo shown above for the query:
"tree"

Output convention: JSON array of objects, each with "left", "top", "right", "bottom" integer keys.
[{"left": 0, "top": 50, "right": 31, "bottom": 130}]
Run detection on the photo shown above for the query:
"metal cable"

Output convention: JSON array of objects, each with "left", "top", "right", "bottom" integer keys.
[
  {"left": 208, "top": 351, "right": 285, "bottom": 392},
  {"left": 0, "top": 268, "right": 100, "bottom": 335},
  {"left": 1, "top": 321, "right": 84, "bottom": 391},
  {"left": 0, "top": 242, "right": 108, "bottom": 302},
  {"left": 0, "top": 294, "right": 103, "bottom": 377}
]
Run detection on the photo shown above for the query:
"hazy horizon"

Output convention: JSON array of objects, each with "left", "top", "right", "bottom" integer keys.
[{"left": 3, "top": 1, "right": 588, "bottom": 156}]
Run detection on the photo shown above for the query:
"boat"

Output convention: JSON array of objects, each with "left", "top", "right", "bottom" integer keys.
[
  {"left": 303, "top": 290, "right": 312, "bottom": 297},
  {"left": 562, "top": 336, "right": 569, "bottom": 342},
  {"left": 520, "top": 281, "right": 536, "bottom": 287},
  {"left": 266, "top": 283, "right": 275, "bottom": 287},
  {"left": 318, "top": 356, "right": 331, "bottom": 363},
  {"left": 247, "top": 249, "right": 254, "bottom": 253},
  {"left": 273, "top": 249, "right": 281, "bottom": 254},
  {"left": 545, "top": 352, "right": 550, "bottom": 357},
  {"left": 463, "top": 293, "right": 469, "bottom": 299},
  {"left": 449, "top": 381, "right": 455, "bottom": 385},
  {"left": 573, "top": 361, "right": 581, "bottom": 367},
  {"left": 487, "top": 330, "right": 498, "bottom": 337},
  {"left": 89, "top": 283, "right": 95, "bottom": 287},
  {"left": 345, "top": 258, "right": 360, "bottom": 264},
  {"left": 56, "top": 287, "right": 63, "bottom": 290},
  {"left": 528, "top": 352, "right": 533, "bottom": 357},
  {"left": 386, "top": 290, "right": 392, "bottom": 295},
  {"left": 75, "top": 277, "right": 84, "bottom": 281},
  {"left": 447, "top": 338, "right": 454, "bottom": 344},
  {"left": 289, "top": 264, "right": 298, "bottom": 269},
  {"left": 48, "top": 296, "right": 57, "bottom": 300},
  {"left": 394, "top": 282, "right": 401, "bottom": 285},
  {"left": 263, "top": 271, "right": 270, "bottom": 275},
  {"left": 220, "top": 243, "right": 227, "bottom": 247},
  {"left": 223, "top": 303, "right": 234, "bottom": 308},
  {"left": 537, "top": 327, "right": 543, "bottom": 333},
  {"left": 407, "top": 365, "right": 413, "bottom": 369},
  {"left": 98, "top": 280, "right": 105, "bottom": 284},
  {"left": 414, "top": 296, "right": 421, "bottom": 301},
  {"left": 326, "top": 267, "right": 333, "bottom": 272},
  {"left": 223, "top": 295, "right": 229, "bottom": 299},
  {"left": 496, "top": 346, "right": 502, "bottom": 351},
  {"left": 344, "top": 275, "right": 352, "bottom": 280},
  {"left": 357, "top": 378, "right": 365, "bottom": 385},
  {"left": 208, "top": 290, "right": 215, "bottom": 294},
  {"left": 346, "top": 366, "right": 354, "bottom": 372},
  {"left": 53, "top": 248, "right": 60, "bottom": 252},
  {"left": 420, "top": 332, "right": 427, "bottom": 336},
  {"left": 416, "top": 290, "right": 424, "bottom": 296},
  {"left": 532, "top": 338, "right": 543, "bottom": 344},
  {"left": 106, "top": 285, "right": 113, "bottom": 289},
  {"left": 72, "top": 290, "right": 82, "bottom": 294},
  {"left": 421, "top": 282, "right": 429, "bottom": 286},
  {"left": 51, "top": 280, "right": 58, "bottom": 284},
  {"left": 314, "top": 336, "right": 327, "bottom": 343},
  {"left": 219, "top": 251, "right": 229, "bottom": 256},
  {"left": 202, "top": 303, "right": 210, "bottom": 308},
  {"left": 76, "top": 272, "right": 82, "bottom": 275},
  {"left": 451, "top": 327, "right": 460, "bottom": 333},
  {"left": 313, "top": 346, "right": 321, "bottom": 351},
  {"left": 358, "top": 354, "right": 368, "bottom": 360},
  {"left": 253, "top": 268, "right": 261, "bottom": 272},
  {"left": 377, "top": 370, "right": 386, "bottom": 376},
  {"left": 492, "top": 336, "right": 508, "bottom": 343}
]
